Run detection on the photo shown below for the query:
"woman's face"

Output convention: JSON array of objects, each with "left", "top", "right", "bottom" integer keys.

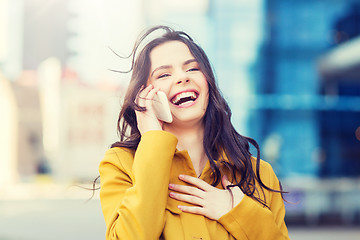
[{"left": 147, "top": 40, "right": 209, "bottom": 126}]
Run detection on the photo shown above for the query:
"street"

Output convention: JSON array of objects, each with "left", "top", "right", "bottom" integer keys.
[
  {"left": 0, "top": 199, "right": 105, "bottom": 240},
  {"left": 0, "top": 199, "right": 359, "bottom": 240}
]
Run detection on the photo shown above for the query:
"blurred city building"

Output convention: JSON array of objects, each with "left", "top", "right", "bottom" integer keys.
[
  {"left": 256, "top": 0, "right": 360, "bottom": 225},
  {"left": 1, "top": 66, "right": 121, "bottom": 184},
  {"left": 318, "top": 2, "right": 360, "bottom": 178},
  {"left": 0, "top": 73, "right": 19, "bottom": 189},
  {"left": 13, "top": 71, "right": 43, "bottom": 179},
  {"left": 0, "top": 0, "right": 142, "bottom": 188}
]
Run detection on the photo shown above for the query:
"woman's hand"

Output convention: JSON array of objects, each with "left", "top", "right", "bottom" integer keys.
[
  {"left": 168, "top": 175, "right": 244, "bottom": 220},
  {"left": 135, "top": 84, "right": 163, "bottom": 135}
]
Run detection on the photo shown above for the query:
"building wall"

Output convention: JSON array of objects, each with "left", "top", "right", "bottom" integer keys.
[
  {"left": 319, "top": 2, "right": 360, "bottom": 177},
  {"left": 256, "top": 0, "right": 360, "bottom": 178},
  {"left": 58, "top": 81, "right": 120, "bottom": 181},
  {"left": 0, "top": 73, "right": 18, "bottom": 187},
  {"left": 209, "top": 0, "right": 264, "bottom": 136},
  {"left": 12, "top": 75, "right": 44, "bottom": 178},
  {"left": 206, "top": 0, "right": 360, "bottom": 178},
  {"left": 22, "top": 0, "right": 70, "bottom": 69}
]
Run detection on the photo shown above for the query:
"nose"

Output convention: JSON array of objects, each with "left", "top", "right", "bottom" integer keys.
[
  {"left": 176, "top": 79, "right": 190, "bottom": 85},
  {"left": 175, "top": 72, "right": 190, "bottom": 85}
]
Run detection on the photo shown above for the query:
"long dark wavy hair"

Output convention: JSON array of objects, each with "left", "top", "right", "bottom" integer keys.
[{"left": 110, "top": 25, "right": 283, "bottom": 207}]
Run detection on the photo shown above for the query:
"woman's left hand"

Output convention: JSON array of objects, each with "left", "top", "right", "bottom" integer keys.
[{"left": 168, "top": 174, "right": 244, "bottom": 220}]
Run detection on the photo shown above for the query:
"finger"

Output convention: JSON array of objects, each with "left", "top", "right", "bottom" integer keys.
[
  {"left": 169, "top": 184, "right": 205, "bottom": 199},
  {"left": 141, "top": 86, "right": 160, "bottom": 107},
  {"left": 137, "top": 84, "right": 153, "bottom": 106},
  {"left": 144, "top": 87, "right": 160, "bottom": 109},
  {"left": 221, "top": 175, "right": 232, "bottom": 189},
  {"left": 178, "top": 175, "right": 213, "bottom": 191},
  {"left": 169, "top": 192, "right": 204, "bottom": 206},
  {"left": 138, "top": 84, "right": 153, "bottom": 98},
  {"left": 147, "top": 86, "right": 159, "bottom": 100},
  {"left": 177, "top": 205, "right": 206, "bottom": 217}
]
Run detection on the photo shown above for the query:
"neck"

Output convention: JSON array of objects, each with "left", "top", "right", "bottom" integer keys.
[{"left": 163, "top": 122, "right": 208, "bottom": 176}]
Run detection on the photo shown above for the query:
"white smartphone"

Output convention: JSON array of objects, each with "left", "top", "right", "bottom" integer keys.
[{"left": 152, "top": 91, "right": 173, "bottom": 123}]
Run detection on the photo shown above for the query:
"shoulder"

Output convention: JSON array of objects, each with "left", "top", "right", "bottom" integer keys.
[
  {"left": 104, "top": 147, "right": 135, "bottom": 157},
  {"left": 250, "top": 157, "right": 283, "bottom": 206},
  {"left": 251, "top": 156, "right": 273, "bottom": 172},
  {"left": 259, "top": 159, "right": 274, "bottom": 174},
  {"left": 100, "top": 147, "right": 135, "bottom": 173},
  {"left": 251, "top": 157, "right": 278, "bottom": 187}
]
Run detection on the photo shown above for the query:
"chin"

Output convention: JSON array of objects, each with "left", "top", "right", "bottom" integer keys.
[{"left": 172, "top": 113, "right": 205, "bottom": 126}]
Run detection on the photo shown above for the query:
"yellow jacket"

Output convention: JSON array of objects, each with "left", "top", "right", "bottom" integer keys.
[{"left": 99, "top": 130, "right": 290, "bottom": 240}]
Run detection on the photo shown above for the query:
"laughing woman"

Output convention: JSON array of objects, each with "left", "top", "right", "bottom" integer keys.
[{"left": 99, "top": 26, "right": 290, "bottom": 240}]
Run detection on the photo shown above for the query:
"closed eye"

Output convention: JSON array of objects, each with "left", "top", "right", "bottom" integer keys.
[
  {"left": 158, "top": 73, "right": 171, "bottom": 79},
  {"left": 187, "top": 68, "right": 199, "bottom": 72}
]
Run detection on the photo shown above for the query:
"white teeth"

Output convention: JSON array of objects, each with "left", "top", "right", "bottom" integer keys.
[{"left": 172, "top": 92, "right": 197, "bottom": 105}]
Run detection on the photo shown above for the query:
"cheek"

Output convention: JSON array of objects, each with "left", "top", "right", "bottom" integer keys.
[
  {"left": 202, "top": 79, "right": 209, "bottom": 96},
  {"left": 152, "top": 81, "right": 172, "bottom": 94},
  {"left": 202, "top": 80, "right": 210, "bottom": 107},
  {"left": 199, "top": 74, "right": 208, "bottom": 88},
  {"left": 203, "top": 92, "right": 209, "bottom": 109}
]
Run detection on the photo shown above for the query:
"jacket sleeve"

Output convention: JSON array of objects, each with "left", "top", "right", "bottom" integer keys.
[
  {"left": 218, "top": 162, "right": 290, "bottom": 240},
  {"left": 99, "top": 130, "right": 178, "bottom": 240}
]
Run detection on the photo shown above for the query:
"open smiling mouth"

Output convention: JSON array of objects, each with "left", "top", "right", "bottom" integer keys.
[{"left": 171, "top": 91, "right": 198, "bottom": 106}]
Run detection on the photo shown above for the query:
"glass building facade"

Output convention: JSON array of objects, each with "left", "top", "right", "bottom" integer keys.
[{"left": 208, "top": 0, "right": 360, "bottom": 179}]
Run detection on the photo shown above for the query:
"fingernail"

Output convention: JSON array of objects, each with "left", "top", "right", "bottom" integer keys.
[
  {"left": 179, "top": 175, "right": 184, "bottom": 180},
  {"left": 169, "top": 184, "right": 174, "bottom": 189},
  {"left": 178, "top": 205, "right": 183, "bottom": 210},
  {"left": 169, "top": 192, "right": 175, "bottom": 197}
]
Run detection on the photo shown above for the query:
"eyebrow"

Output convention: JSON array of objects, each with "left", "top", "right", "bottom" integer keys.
[{"left": 150, "top": 59, "right": 198, "bottom": 77}]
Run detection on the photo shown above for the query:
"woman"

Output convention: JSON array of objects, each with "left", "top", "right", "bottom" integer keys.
[{"left": 99, "top": 25, "right": 290, "bottom": 240}]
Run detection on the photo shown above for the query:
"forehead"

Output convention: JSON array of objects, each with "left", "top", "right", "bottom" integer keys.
[{"left": 149, "top": 41, "right": 195, "bottom": 68}]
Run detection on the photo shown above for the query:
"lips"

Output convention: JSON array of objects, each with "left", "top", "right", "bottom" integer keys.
[{"left": 170, "top": 90, "right": 199, "bottom": 106}]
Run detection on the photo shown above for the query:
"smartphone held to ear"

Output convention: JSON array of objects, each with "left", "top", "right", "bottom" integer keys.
[{"left": 152, "top": 91, "right": 173, "bottom": 123}]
